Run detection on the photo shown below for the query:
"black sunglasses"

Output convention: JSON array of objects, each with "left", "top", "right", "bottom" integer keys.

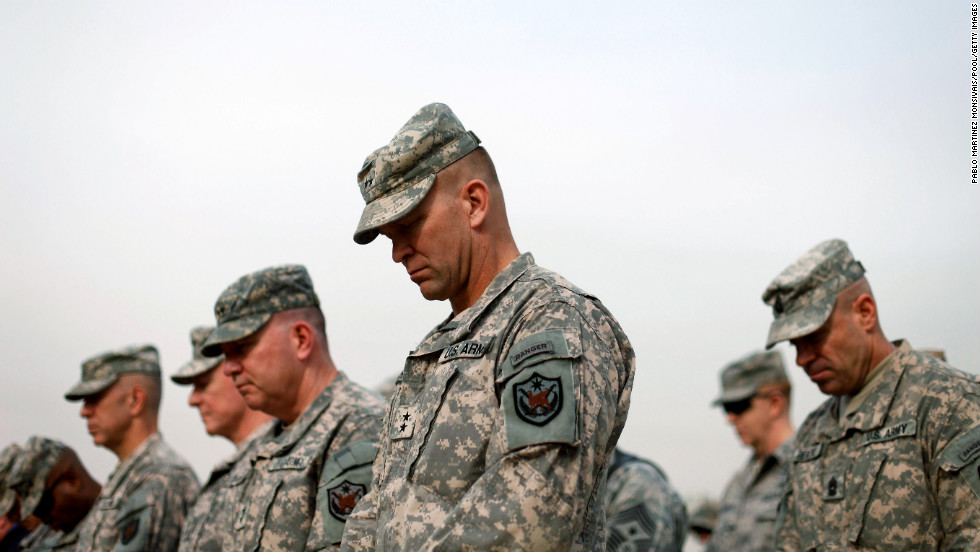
[{"left": 722, "top": 397, "right": 753, "bottom": 415}]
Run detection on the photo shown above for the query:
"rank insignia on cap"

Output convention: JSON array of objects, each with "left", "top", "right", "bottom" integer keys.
[
  {"left": 327, "top": 480, "right": 367, "bottom": 521},
  {"left": 514, "top": 372, "right": 563, "bottom": 426}
]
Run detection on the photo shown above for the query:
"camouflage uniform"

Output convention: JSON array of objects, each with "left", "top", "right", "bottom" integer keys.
[
  {"left": 73, "top": 433, "right": 199, "bottom": 552},
  {"left": 342, "top": 253, "right": 635, "bottom": 551},
  {"left": 176, "top": 421, "right": 273, "bottom": 552},
  {"left": 707, "top": 439, "right": 793, "bottom": 552},
  {"left": 775, "top": 342, "right": 980, "bottom": 551},
  {"left": 762, "top": 240, "right": 980, "bottom": 551},
  {"left": 604, "top": 449, "right": 687, "bottom": 552},
  {"left": 227, "top": 372, "right": 382, "bottom": 551},
  {"left": 17, "top": 524, "right": 78, "bottom": 552}
]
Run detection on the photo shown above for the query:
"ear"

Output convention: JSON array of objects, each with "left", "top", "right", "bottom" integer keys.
[
  {"left": 460, "top": 179, "right": 490, "bottom": 229},
  {"left": 852, "top": 294, "right": 878, "bottom": 332},
  {"left": 291, "top": 321, "right": 315, "bottom": 361},
  {"left": 128, "top": 384, "right": 147, "bottom": 416}
]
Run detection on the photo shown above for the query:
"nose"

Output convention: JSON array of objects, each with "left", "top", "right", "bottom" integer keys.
[
  {"left": 726, "top": 412, "right": 738, "bottom": 424},
  {"left": 188, "top": 389, "right": 202, "bottom": 407},
  {"left": 390, "top": 236, "right": 413, "bottom": 265},
  {"left": 80, "top": 402, "right": 93, "bottom": 418},
  {"left": 222, "top": 358, "right": 242, "bottom": 377},
  {"left": 794, "top": 342, "right": 815, "bottom": 368}
]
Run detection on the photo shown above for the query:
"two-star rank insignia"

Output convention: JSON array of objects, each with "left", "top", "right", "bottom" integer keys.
[
  {"left": 391, "top": 405, "right": 416, "bottom": 440},
  {"left": 327, "top": 480, "right": 368, "bottom": 521},
  {"left": 514, "top": 372, "right": 563, "bottom": 426}
]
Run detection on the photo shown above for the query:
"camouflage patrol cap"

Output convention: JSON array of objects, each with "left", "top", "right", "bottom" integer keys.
[
  {"left": 64, "top": 344, "right": 160, "bottom": 401},
  {"left": 353, "top": 102, "right": 481, "bottom": 245},
  {"left": 762, "top": 239, "right": 865, "bottom": 349},
  {"left": 8, "top": 436, "right": 66, "bottom": 519},
  {"left": 713, "top": 350, "right": 788, "bottom": 405},
  {"left": 0, "top": 443, "right": 23, "bottom": 516},
  {"left": 171, "top": 326, "right": 224, "bottom": 385},
  {"left": 201, "top": 264, "right": 319, "bottom": 357},
  {"left": 689, "top": 500, "right": 719, "bottom": 534}
]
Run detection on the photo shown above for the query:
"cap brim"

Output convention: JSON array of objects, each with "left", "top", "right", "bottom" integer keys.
[
  {"left": 170, "top": 357, "right": 223, "bottom": 385},
  {"left": 201, "top": 313, "right": 271, "bottom": 357},
  {"left": 353, "top": 174, "right": 436, "bottom": 245},
  {"left": 64, "top": 376, "right": 118, "bottom": 402},
  {"left": 765, "top": 299, "right": 835, "bottom": 349},
  {"left": 711, "top": 387, "right": 756, "bottom": 406},
  {"left": 0, "top": 491, "right": 15, "bottom": 517}
]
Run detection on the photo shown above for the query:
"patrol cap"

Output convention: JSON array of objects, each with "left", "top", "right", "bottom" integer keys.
[
  {"left": 8, "top": 436, "right": 66, "bottom": 519},
  {"left": 713, "top": 350, "right": 788, "bottom": 405},
  {"left": 0, "top": 443, "right": 23, "bottom": 516},
  {"left": 689, "top": 500, "right": 719, "bottom": 534},
  {"left": 762, "top": 239, "right": 865, "bottom": 349},
  {"left": 64, "top": 344, "right": 160, "bottom": 401},
  {"left": 201, "top": 264, "right": 319, "bottom": 357},
  {"left": 171, "top": 326, "right": 224, "bottom": 385},
  {"left": 353, "top": 102, "right": 481, "bottom": 245}
]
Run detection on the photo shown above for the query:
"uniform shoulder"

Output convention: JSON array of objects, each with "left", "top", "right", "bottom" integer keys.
[
  {"left": 902, "top": 349, "right": 980, "bottom": 395},
  {"left": 795, "top": 397, "right": 837, "bottom": 439}
]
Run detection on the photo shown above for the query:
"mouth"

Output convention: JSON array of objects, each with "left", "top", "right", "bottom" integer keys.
[{"left": 407, "top": 266, "right": 427, "bottom": 283}]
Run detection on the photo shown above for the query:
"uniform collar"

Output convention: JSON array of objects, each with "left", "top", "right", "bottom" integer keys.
[
  {"left": 104, "top": 433, "right": 161, "bottom": 496},
  {"left": 260, "top": 372, "right": 348, "bottom": 457},
  {"left": 411, "top": 253, "right": 535, "bottom": 356}
]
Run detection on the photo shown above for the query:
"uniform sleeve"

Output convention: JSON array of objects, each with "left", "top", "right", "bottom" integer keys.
[
  {"left": 114, "top": 469, "right": 199, "bottom": 552},
  {"left": 339, "top": 408, "right": 390, "bottom": 552},
  {"left": 419, "top": 301, "right": 629, "bottom": 550},
  {"left": 773, "top": 481, "right": 801, "bottom": 552},
  {"left": 605, "top": 464, "right": 687, "bottom": 552},
  {"left": 311, "top": 409, "right": 383, "bottom": 552},
  {"left": 932, "top": 394, "right": 980, "bottom": 551}
]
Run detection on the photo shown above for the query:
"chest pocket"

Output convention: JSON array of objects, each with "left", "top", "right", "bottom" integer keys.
[
  {"left": 235, "top": 455, "right": 310, "bottom": 552},
  {"left": 499, "top": 328, "right": 581, "bottom": 452}
]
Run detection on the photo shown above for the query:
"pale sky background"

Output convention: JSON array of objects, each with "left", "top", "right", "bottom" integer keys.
[{"left": 1, "top": 2, "right": 977, "bottom": 548}]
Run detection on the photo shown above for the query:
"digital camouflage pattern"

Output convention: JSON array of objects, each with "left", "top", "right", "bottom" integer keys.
[
  {"left": 170, "top": 326, "right": 224, "bottom": 384},
  {"left": 18, "top": 523, "right": 79, "bottom": 552},
  {"left": 341, "top": 253, "right": 635, "bottom": 551},
  {"left": 8, "top": 436, "right": 66, "bottom": 518},
  {"left": 201, "top": 264, "right": 320, "bottom": 357},
  {"left": 713, "top": 350, "right": 788, "bottom": 405},
  {"left": 762, "top": 239, "right": 865, "bottom": 349},
  {"left": 775, "top": 341, "right": 980, "bottom": 551},
  {"left": 0, "top": 442, "right": 22, "bottom": 516},
  {"left": 353, "top": 102, "right": 481, "bottom": 245},
  {"left": 177, "top": 420, "right": 274, "bottom": 552},
  {"left": 74, "top": 433, "right": 199, "bottom": 552},
  {"left": 707, "top": 438, "right": 793, "bottom": 552},
  {"left": 64, "top": 344, "right": 161, "bottom": 401},
  {"left": 228, "top": 372, "right": 383, "bottom": 551},
  {"left": 604, "top": 449, "right": 687, "bottom": 552}
]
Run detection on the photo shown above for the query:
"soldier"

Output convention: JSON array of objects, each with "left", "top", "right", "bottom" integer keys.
[
  {"left": 604, "top": 448, "right": 687, "bottom": 552},
  {"left": 64, "top": 344, "right": 200, "bottom": 552},
  {"left": 199, "top": 264, "right": 384, "bottom": 550},
  {"left": 765, "top": 239, "right": 980, "bottom": 550},
  {"left": 342, "top": 103, "right": 636, "bottom": 550},
  {"left": 8, "top": 436, "right": 102, "bottom": 551},
  {"left": 0, "top": 443, "right": 28, "bottom": 551},
  {"left": 170, "top": 326, "right": 273, "bottom": 552},
  {"left": 707, "top": 350, "right": 794, "bottom": 552}
]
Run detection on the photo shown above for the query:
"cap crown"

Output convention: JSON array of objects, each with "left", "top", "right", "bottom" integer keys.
[
  {"left": 0, "top": 443, "right": 23, "bottom": 515},
  {"left": 9, "top": 436, "right": 66, "bottom": 518},
  {"left": 762, "top": 239, "right": 865, "bottom": 348},
  {"left": 214, "top": 264, "right": 319, "bottom": 324},
  {"left": 715, "top": 350, "right": 788, "bottom": 404},
  {"left": 81, "top": 344, "right": 160, "bottom": 381},
  {"left": 354, "top": 103, "right": 481, "bottom": 244}
]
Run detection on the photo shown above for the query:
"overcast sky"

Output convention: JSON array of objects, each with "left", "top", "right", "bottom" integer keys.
[{"left": 2, "top": 2, "right": 977, "bottom": 540}]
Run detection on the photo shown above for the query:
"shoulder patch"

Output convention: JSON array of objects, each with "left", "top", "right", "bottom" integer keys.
[
  {"left": 862, "top": 420, "right": 916, "bottom": 446},
  {"left": 606, "top": 504, "right": 655, "bottom": 552},
  {"left": 119, "top": 517, "right": 139, "bottom": 545},
  {"left": 937, "top": 424, "right": 980, "bottom": 500},
  {"left": 511, "top": 339, "right": 555, "bottom": 368},
  {"left": 326, "top": 480, "right": 367, "bottom": 521},
  {"left": 513, "top": 372, "right": 563, "bottom": 426},
  {"left": 499, "top": 328, "right": 580, "bottom": 380}
]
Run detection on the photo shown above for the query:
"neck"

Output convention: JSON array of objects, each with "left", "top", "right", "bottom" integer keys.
[
  {"left": 450, "top": 237, "right": 520, "bottom": 315},
  {"left": 112, "top": 421, "right": 156, "bottom": 461},
  {"left": 754, "top": 417, "right": 794, "bottom": 458},
  {"left": 281, "top": 360, "right": 337, "bottom": 425},
  {"left": 230, "top": 409, "right": 273, "bottom": 445}
]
